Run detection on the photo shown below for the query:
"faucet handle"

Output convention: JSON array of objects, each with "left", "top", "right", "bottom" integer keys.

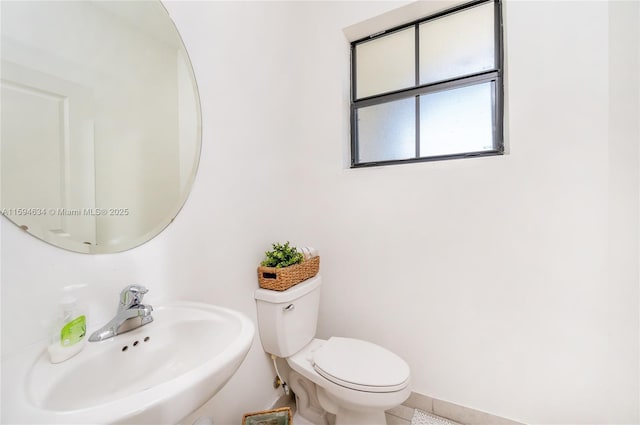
[{"left": 118, "top": 284, "right": 148, "bottom": 311}]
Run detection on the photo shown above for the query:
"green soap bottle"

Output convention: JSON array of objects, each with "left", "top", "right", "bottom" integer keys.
[{"left": 48, "top": 291, "right": 87, "bottom": 363}]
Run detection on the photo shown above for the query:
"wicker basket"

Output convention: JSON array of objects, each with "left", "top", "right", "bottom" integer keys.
[{"left": 257, "top": 256, "right": 320, "bottom": 291}]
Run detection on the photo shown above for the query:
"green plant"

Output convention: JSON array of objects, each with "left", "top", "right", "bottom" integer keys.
[{"left": 261, "top": 241, "right": 304, "bottom": 268}]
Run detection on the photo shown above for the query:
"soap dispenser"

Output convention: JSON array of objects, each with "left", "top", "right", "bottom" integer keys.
[{"left": 48, "top": 286, "right": 87, "bottom": 363}]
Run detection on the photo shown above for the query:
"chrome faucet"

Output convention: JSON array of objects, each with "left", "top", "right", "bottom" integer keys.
[{"left": 89, "top": 285, "right": 154, "bottom": 342}]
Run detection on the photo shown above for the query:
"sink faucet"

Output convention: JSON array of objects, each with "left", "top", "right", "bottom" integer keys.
[{"left": 89, "top": 285, "right": 154, "bottom": 342}]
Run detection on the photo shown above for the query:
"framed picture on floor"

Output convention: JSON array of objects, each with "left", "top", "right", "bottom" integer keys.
[{"left": 242, "top": 407, "right": 292, "bottom": 425}]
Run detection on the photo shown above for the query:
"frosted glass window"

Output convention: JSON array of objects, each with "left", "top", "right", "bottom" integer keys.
[
  {"left": 357, "top": 97, "right": 415, "bottom": 163},
  {"left": 419, "top": 2, "right": 495, "bottom": 84},
  {"left": 355, "top": 27, "right": 415, "bottom": 99},
  {"left": 419, "top": 82, "right": 494, "bottom": 156},
  {"left": 350, "top": 0, "right": 503, "bottom": 167}
]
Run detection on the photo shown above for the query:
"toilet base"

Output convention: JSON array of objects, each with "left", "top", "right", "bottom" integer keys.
[
  {"left": 288, "top": 370, "right": 334, "bottom": 425},
  {"left": 289, "top": 370, "right": 391, "bottom": 425},
  {"left": 317, "top": 386, "right": 387, "bottom": 425}
]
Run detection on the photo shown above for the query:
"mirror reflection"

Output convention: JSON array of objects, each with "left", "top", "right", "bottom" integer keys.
[{"left": 1, "top": 1, "right": 201, "bottom": 254}]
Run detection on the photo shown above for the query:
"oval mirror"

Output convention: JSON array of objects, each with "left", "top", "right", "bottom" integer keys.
[{"left": 0, "top": 1, "right": 201, "bottom": 254}]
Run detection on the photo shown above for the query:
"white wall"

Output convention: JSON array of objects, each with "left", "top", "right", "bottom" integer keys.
[
  {"left": 292, "top": 1, "right": 639, "bottom": 424},
  {"left": 1, "top": 1, "right": 638, "bottom": 425},
  {"left": 171, "top": 1, "right": 638, "bottom": 423}
]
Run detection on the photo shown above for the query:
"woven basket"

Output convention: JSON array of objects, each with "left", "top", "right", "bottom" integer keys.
[{"left": 257, "top": 256, "right": 320, "bottom": 291}]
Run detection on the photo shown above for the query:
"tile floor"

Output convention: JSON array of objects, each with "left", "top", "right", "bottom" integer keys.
[
  {"left": 275, "top": 391, "right": 518, "bottom": 425},
  {"left": 285, "top": 400, "right": 462, "bottom": 425},
  {"left": 386, "top": 405, "right": 462, "bottom": 425}
]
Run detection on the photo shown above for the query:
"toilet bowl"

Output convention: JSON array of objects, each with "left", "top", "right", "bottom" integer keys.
[
  {"left": 254, "top": 276, "right": 411, "bottom": 425},
  {"left": 288, "top": 338, "right": 411, "bottom": 424}
]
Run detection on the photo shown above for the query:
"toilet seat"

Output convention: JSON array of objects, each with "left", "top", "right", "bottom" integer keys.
[{"left": 312, "top": 337, "right": 410, "bottom": 393}]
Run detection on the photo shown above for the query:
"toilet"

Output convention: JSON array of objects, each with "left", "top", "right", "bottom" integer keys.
[{"left": 254, "top": 275, "right": 411, "bottom": 425}]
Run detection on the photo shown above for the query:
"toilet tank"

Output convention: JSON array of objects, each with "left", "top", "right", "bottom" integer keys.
[{"left": 254, "top": 275, "right": 321, "bottom": 357}]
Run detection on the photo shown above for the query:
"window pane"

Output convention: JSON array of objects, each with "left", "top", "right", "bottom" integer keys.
[
  {"left": 357, "top": 97, "right": 415, "bottom": 163},
  {"left": 355, "top": 27, "right": 415, "bottom": 99},
  {"left": 419, "top": 2, "right": 495, "bottom": 85},
  {"left": 419, "top": 82, "right": 494, "bottom": 156}
]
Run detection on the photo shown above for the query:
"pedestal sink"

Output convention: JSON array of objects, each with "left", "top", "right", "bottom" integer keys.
[{"left": 1, "top": 302, "right": 254, "bottom": 424}]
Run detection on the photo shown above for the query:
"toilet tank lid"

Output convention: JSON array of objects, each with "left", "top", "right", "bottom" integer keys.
[{"left": 254, "top": 275, "right": 321, "bottom": 303}]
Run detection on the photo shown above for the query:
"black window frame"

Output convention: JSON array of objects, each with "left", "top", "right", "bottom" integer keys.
[{"left": 350, "top": 0, "right": 504, "bottom": 168}]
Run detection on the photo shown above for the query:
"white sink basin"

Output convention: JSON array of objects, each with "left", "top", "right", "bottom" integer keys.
[{"left": 2, "top": 302, "right": 254, "bottom": 424}]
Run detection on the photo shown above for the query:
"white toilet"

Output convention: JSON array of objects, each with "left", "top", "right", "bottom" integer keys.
[{"left": 254, "top": 275, "right": 411, "bottom": 425}]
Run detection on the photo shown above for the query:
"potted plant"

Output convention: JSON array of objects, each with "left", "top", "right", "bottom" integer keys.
[
  {"left": 257, "top": 242, "right": 320, "bottom": 291},
  {"left": 260, "top": 241, "right": 304, "bottom": 268}
]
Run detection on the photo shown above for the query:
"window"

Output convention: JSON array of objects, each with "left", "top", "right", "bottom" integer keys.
[{"left": 350, "top": 0, "right": 504, "bottom": 167}]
